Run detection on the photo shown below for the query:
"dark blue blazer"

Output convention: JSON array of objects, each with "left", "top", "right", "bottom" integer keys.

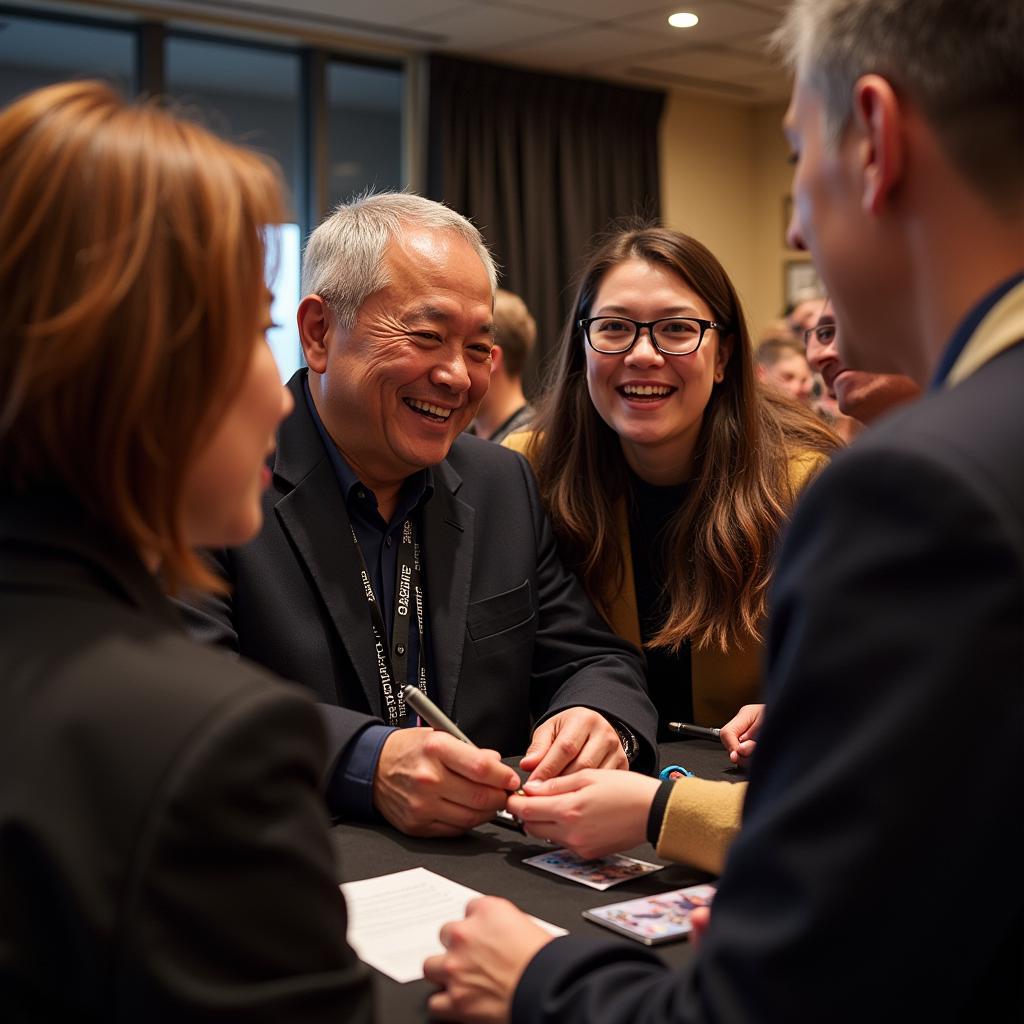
[{"left": 513, "top": 340, "right": 1024, "bottom": 1023}]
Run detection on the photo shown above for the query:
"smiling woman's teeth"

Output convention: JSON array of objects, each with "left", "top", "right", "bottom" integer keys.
[
  {"left": 621, "top": 384, "right": 673, "bottom": 397},
  {"left": 406, "top": 398, "right": 452, "bottom": 420}
]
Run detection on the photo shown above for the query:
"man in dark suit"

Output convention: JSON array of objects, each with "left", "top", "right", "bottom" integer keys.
[
  {"left": 183, "top": 192, "right": 657, "bottom": 837},
  {"left": 424, "top": 1, "right": 1024, "bottom": 1020}
]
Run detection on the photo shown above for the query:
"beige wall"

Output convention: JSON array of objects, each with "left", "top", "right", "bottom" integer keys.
[{"left": 660, "top": 90, "right": 813, "bottom": 339}]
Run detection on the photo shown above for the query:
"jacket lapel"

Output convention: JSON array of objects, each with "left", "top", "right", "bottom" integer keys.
[
  {"left": 272, "top": 371, "right": 385, "bottom": 715},
  {"left": 422, "top": 459, "right": 474, "bottom": 718},
  {"left": 273, "top": 464, "right": 385, "bottom": 714}
]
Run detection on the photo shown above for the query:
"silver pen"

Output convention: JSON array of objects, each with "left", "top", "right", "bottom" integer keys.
[{"left": 402, "top": 684, "right": 473, "bottom": 744}]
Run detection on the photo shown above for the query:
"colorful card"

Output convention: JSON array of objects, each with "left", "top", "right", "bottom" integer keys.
[
  {"left": 582, "top": 883, "right": 717, "bottom": 944},
  {"left": 522, "top": 848, "right": 663, "bottom": 890}
]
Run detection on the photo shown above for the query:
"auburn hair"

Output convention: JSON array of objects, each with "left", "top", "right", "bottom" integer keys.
[
  {"left": 0, "top": 80, "right": 286, "bottom": 593},
  {"left": 528, "top": 227, "right": 841, "bottom": 652}
]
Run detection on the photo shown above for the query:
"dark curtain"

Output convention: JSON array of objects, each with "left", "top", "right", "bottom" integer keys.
[{"left": 427, "top": 55, "right": 665, "bottom": 392}]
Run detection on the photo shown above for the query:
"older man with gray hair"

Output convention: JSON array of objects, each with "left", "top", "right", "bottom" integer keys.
[
  {"left": 426, "top": 2, "right": 1023, "bottom": 1020},
  {"left": 183, "top": 192, "right": 657, "bottom": 838}
]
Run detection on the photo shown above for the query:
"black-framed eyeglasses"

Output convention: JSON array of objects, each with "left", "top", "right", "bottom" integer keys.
[
  {"left": 803, "top": 322, "right": 837, "bottom": 346},
  {"left": 579, "top": 316, "right": 727, "bottom": 356}
]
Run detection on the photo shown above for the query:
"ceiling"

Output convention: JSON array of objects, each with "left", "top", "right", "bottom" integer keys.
[{"left": 54, "top": 0, "right": 796, "bottom": 105}]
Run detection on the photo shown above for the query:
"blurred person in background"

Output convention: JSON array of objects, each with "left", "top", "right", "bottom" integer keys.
[
  {"left": 785, "top": 283, "right": 826, "bottom": 335},
  {"left": 470, "top": 287, "right": 537, "bottom": 443},
  {"left": 754, "top": 335, "right": 816, "bottom": 406},
  {"left": 804, "top": 300, "right": 921, "bottom": 432}
]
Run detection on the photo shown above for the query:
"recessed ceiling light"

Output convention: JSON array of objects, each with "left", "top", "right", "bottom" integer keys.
[{"left": 668, "top": 12, "right": 699, "bottom": 29}]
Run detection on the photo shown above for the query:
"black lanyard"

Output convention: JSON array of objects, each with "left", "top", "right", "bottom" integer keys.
[{"left": 349, "top": 519, "right": 427, "bottom": 727}]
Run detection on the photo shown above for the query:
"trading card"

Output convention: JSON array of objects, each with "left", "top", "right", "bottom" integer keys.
[
  {"left": 522, "top": 848, "right": 663, "bottom": 890},
  {"left": 582, "top": 883, "right": 717, "bottom": 944}
]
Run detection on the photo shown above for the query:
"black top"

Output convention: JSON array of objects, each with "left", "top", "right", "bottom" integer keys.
[{"left": 626, "top": 469, "right": 693, "bottom": 739}]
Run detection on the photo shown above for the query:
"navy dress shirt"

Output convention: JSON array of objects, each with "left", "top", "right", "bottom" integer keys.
[{"left": 305, "top": 380, "right": 435, "bottom": 820}]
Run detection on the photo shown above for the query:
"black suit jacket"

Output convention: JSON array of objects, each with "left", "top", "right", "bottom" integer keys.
[
  {"left": 0, "top": 495, "right": 373, "bottom": 1022},
  {"left": 512, "top": 340, "right": 1024, "bottom": 1023},
  {"left": 183, "top": 371, "right": 657, "bottom": 783}
]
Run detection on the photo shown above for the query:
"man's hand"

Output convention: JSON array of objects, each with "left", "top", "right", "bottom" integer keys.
[
  {"left": 424, "top": 897, "right": 553, "bottom": 1024},
  {"left": 373, "top": 728, "right": 521, "bottom": 837},
  {"left": 719, "top": 703, "right": 765, "bottom": 766},
  {"left": 507, "top": 768, "right": 660, "bottom": 859},
  {"left": 518, "top": 708, "right": 627, "bottom": 782}
]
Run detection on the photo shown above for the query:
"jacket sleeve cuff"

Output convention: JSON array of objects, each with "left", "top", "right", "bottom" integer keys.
[
  {"left": 645, "top": 778, "right": 677, "bottom": 845},
  {"left": 655, "top": 776, "right": 747, "bottom": 875},
  {"left": 326, "top": 724, "right": 395, "bottom": 821}
]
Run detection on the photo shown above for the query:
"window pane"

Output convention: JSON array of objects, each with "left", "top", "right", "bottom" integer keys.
[
  {"left": 0, "top": 13, "right": 135, "bottom": 108},
  {"left": 265, "top": 223, "right": 302, "bottom": 383},
  {"left": 166, "top": 36, "right": 304, "bottom": 381},
  {"left": 327, "top": 61, "right": 403, "bottom": 208}
]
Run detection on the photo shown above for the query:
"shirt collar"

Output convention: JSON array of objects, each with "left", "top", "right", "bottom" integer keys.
[
  {"left": 931, "top": 270, "right": 1024, "bottom": 390},
  {"left": 303, "top": 377, "right": 433, "bottom": 518}
]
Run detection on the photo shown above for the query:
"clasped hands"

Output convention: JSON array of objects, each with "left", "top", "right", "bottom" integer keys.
[{"left": 372, "top": 706, "right": 627, "bottom": 838}]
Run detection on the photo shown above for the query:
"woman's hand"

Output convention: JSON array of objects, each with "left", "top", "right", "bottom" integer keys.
[
  {"left": 719, "top": 703, "right": 765, "bottom": 766},
  {"left": 506, "top": 768, "right": 661, "bottom": 859}
]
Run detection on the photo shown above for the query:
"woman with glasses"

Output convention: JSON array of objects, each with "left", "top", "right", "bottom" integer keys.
[
  {"left": 510, "top": 227, "right": 838, "bottom": 732},
  {"left": 504, "top": 227, "right": 837, "bottom": 869},
  {"left": 0, "top": 82, "right": 372, "bottom": 1019}
]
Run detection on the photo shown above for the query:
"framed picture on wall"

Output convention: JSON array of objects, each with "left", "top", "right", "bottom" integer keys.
[{"left": 783, "top": 259, "right": 822, "bottom": 307}]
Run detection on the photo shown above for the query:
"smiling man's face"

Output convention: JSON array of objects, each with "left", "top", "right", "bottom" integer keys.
[
  {"left": 318, "top": 227, "right": 495, "bottom": 490},
  {"left": 804, "top": 302, "right": 920, "bottom": 424}
]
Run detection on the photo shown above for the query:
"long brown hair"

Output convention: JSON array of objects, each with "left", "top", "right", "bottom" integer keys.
[
  {"left": 0, "top": 81, "right": 287, "bottom": 592},
  {"left": 529, "top": 227, "right": 840, "bottom": 652}
]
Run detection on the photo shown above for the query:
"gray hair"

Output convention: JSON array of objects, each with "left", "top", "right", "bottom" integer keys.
[
  {"left": 301, "top": 192, "right": 498, "bottom": 326},
  {"left": 773, "top": 0, "right": 1023, "bottom": 211}
]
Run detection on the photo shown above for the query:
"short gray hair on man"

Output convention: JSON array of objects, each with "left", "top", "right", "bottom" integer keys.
[
  {"left": 773, "top": 0, "right": 1023, "bottom": 212},
  {"left": 301, "top": 191, "right": 498, "bottom": 327}
]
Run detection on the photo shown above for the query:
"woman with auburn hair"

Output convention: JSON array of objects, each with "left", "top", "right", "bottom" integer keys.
[
  {"left": 0, "top": 82, "right": 373, "bottom": 1020},
  {"left": 505, "top": 227, "right": 838, "bottom": 870}
]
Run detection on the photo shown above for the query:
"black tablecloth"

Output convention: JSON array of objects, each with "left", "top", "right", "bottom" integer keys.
[{"left": 330, "top": 737, "right": 743, "bottom": 1021}]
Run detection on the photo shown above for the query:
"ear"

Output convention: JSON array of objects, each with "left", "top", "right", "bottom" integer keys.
[
  {"left": 297, "top": 295, "right": 332, "bottom": 374},
  {"left": 716, "top": 335, "right": 733, "bottom": 382},
  {"left": 489, "top": 343, "right": 504, "bottom": 376},
  {"left": 851, "top": 74, "right": 904, "bottom": 216}
]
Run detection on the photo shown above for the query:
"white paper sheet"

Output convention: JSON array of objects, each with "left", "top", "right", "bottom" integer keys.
[{"left": 340, "top": 866, "right": 566, "bottom": 983}]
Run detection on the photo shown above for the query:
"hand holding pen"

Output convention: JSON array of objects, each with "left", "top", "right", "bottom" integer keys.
[
  {"left": 718, "top": 703, "right": 764, "bottom": 765},
  {"left": 371, "top": 688, "right": 521, "bottom": 837},
  {"left": 401, "top": 686, "right": 526, "bottom": 827},
  {"left": 668, "top": 703, "right": 765, "bottom": 766}
]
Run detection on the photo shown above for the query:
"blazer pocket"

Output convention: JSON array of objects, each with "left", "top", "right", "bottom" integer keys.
[{"left": 467, "top": 579, "right": 535, "bottom": 641}]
